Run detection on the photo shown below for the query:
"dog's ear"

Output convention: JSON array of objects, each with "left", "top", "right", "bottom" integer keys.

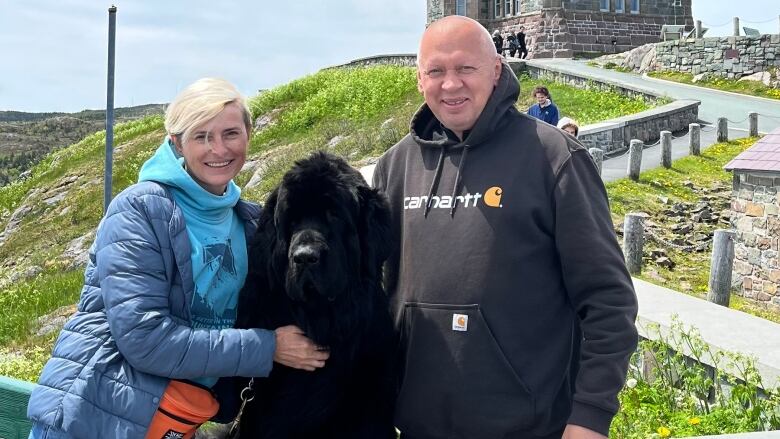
[{"left": 357, "top": 185, "right": 393, "bottom": 279}]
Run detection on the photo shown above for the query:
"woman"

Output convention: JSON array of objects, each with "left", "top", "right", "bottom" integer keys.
[
  {"left": 527, "top": 85, "right": 559, "bottom": 126},
  {"left": 557, "top": 116, "right": 580, "bottom": 137},
  {"left": 26, "top": 78, "right": 329, "bottom": 439}
]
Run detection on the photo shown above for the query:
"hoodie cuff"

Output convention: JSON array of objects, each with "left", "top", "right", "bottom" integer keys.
[{"left": 567, "top": 400, "right": 615, "bottom": 436}]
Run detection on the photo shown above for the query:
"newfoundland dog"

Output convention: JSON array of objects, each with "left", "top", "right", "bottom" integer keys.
[{"left": 215, "top": 152, "right": 397, "bottom": 439}]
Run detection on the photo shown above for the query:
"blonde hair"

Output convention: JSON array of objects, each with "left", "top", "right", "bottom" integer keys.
[{"left": 164, "top": 78, "right": 252, "bottom": 144}]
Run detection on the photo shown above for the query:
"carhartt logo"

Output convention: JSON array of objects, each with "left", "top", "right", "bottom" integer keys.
[
  {"left": 452, "top": 314, "right": 468, "bottom": 331},
  {"left": 484, "top": 186, "right": 503, "bottom": 208},
  {"left": 403, "top": 186, "right": 504, "bottom": 210}
]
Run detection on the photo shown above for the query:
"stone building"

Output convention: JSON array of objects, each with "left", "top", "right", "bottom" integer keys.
[
  {"left": 427, "top": 0, "right": 694, "bottom": 58},
  {"left": 724, "top": 128, "right": 780, "bottom": 310}
]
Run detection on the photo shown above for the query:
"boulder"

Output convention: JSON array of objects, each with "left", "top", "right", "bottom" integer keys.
[{"left": 738, "top": 71, "right": 772, "bottom": 86}]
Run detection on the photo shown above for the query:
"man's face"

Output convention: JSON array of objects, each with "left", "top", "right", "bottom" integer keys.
[
  {"left": 535, "top": 92, "right": 548, "bottom": 105},
  {"left": 417, "top": 27, "right": 501, "bottom": 139}
]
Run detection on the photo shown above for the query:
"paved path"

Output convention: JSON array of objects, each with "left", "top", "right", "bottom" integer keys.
[
  {"left": 526, "top": 58, "right": 780, "bottom": 181},
  {"left": 528, "top": 58, "right": 780, "bottom": 133}
]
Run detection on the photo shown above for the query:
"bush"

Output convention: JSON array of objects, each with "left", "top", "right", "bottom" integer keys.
[{"left": 611, "top": 317, "right": 780, "bottom": 438}]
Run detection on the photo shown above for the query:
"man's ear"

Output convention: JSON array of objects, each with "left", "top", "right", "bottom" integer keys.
[
  {"left": 417, "top": 68, "right": 425, "bottom": 94},
  {"left": 357, "top": 185, "right": 393, "bottom": 279}
]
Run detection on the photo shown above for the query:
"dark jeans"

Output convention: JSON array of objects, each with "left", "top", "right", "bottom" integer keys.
[{"left": 519, "top": 46, "right": 529, "bottom": 59}]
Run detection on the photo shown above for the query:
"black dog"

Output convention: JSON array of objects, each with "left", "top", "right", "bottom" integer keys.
[{"left": 220, "top": 152, "right": 397, "bottom": 439}]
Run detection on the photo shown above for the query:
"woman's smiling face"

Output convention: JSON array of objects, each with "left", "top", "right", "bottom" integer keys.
[{"left": 174, "top": 102, "right": 248, "bottom": 195}]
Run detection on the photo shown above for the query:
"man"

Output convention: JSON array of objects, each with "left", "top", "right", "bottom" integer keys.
[
  {"left": 373, "top": 16, "right": 637, "bottom": 439},
  {"left": 528, "top": 85, "right": 560, "bottom": 126},
  {"left": 517, "top": 26, "right": 529, "bottom": 59},
  {"left": 492, "top": 29, "right": 504, "bottom": 55}
]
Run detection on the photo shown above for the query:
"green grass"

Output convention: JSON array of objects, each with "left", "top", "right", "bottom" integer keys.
[
  {"left": 517, "top": 74, "right": 653, "bottom": 124},
  {"left": 648, "top": 70, "right": 780, "bottom": 100},
  {"left": 606, "top": 136, "right": 780, "bottom": 323},
  {"left": 0, "top": 270, "right": 83, "bottom": 346}
]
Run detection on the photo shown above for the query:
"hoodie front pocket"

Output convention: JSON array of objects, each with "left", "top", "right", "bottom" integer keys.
[{"left": 396, "top": 303, "right": 535, "bottom": 439}]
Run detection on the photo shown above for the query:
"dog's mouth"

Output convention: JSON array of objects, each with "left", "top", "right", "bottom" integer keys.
[{"left": 291, "top": 277, "right": 337, "bottom": 303}]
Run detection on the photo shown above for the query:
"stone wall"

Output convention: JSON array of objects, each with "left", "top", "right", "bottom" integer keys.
[
  {"left": 731, "top": 171, "right": 780, "bottom": 310},
  {"left": 328, "top": 55, "right": 418, "bottom": 70},
  {"left": 656, "top": 35, "right": 780, "bottom": 79},
  {"left": 577, "top": 100, "right": 698, "bottom": 152},
  {"left": 565, "top": 10, "right": 686, "bottom": 54}
]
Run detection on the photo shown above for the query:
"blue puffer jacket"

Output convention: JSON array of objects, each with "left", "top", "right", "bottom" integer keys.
[{"left": 27, "top": 181, "right": 275, "bottom": 439}]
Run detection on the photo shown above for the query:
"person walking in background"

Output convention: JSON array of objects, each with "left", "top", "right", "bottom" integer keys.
[
  {"left": 517, "top": 26, "right": 529, "bottom": 59},
  {"left": 558, "top": 117, "right": 580, "bottom": 137},
  {"left": 374, "top": 15, "right": 638, "bottom": 439},
  {"left": 492, "top": 29, "right": 504, "bottom": 55},
  {"left": 528, "top": 85, "right": 559, "bottom": 126},
  {"left": 508, "top": 31, "right": 519, "bottom": 57},
  {"left": 26, "top": 78, "right": 329, "bottom": 439}
]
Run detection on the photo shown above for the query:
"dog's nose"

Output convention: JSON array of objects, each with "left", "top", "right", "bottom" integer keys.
[{"left": 292, "top": 246, "right": 319, "bottom": 265}]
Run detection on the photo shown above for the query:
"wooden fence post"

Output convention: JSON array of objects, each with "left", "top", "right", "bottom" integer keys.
[
  {"left": 717, "top": 117, "right": 728, "bottom": 143},
  {"left": 628, "top": 139, "right": 643, "bottom": 181},
  {"left": 707, "top": 229, "right": 736, "bottom": 307},
  {"left": 749, "top": 112, "right": 758, "bottom": 137},
  {"left": 624, "top": 213, "right": 645, "bottom": 275},
  {"left": 689, "top": 123, "right": 701, "bottom": 156},
  {"left": 589, "top": 147, "right": 604, "bottom": 176},
  {"left": 660, "top": 130, "right": 672, "bottom": 168}
]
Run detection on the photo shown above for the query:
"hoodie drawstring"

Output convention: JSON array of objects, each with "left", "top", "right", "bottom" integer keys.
[
  {"left": 423, "top": 147, "right": 447, "bottom": 218},
  {"left": 449, "top": 146, "right": 469, "bottom": 217}
]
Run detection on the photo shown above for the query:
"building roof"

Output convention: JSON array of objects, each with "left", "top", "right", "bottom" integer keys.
[{"left": 724, "top": 128, "right": 780, "bottom": 172}]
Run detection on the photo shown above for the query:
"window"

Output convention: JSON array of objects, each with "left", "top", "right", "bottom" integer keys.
[
  {"left": 456, "top": 0, "right": 466, "bottom": 15},
  {"left": 516, "top": 0, "right": 522, "bottom": 14},
  {"left": 506, "top": 0, "right": 512, "bottom": 15},
  {"left": 630, "top": 0, "right": 640, "bottom": 13},
  {"left": 599, "top": 0, "right": 610, "bottom": 12},
  {"left": 672, "top": 0, "right": 681, "bottom": 5},
  {"left": 494, "top": 0, "right": 501, "bottom": 17},
  {"left": 615, "top": 0, "right": 624, "bottom": 13}
]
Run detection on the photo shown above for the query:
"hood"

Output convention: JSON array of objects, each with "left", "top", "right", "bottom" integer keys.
[
  {"left": 409, "top": 61, "right": 519, "bottom": 150},
  {"left": 408, "top": 62, "right": 520, "bottom": 217}
]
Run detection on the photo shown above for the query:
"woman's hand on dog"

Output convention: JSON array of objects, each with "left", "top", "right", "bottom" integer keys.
[{"left": 273, "top": 325, "right": 330, "bottom": 371}]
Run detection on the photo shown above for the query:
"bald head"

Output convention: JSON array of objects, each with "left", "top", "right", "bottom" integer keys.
[
  {"left": 418, "top": 16, "right": 497, "bottom": 64},
  {"left": 414, "top": 16, "right": 503, "bottom": 139}
]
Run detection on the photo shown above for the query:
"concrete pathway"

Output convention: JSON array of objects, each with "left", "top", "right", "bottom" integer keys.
[
  {"left": 527, "top": 58, "right": 780, "bottom": 133},
  {"left": 524, "top": 58, "right": 780, "bottom": 181},
  {"left": 601, "top": 125, "right": 749, "bottom": 182}
]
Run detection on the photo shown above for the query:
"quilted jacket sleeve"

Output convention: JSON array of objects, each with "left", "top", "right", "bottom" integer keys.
[{"left": 96, "top": 189, "right": 275, "bottom": 379}]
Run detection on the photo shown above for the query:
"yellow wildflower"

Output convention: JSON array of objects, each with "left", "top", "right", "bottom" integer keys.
[
  {"left": 657, "top": 426, "right": 671, "bottom": 438},
  {"left": 688, "top": 417, "right": 701, "bottom": 425}
]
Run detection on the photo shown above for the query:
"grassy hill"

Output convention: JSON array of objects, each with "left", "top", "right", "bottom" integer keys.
[
  {"left": 0, "top": 65, "right": 656, "bottom": 381},
  {"left": 0, "top": 105, "right": 164, "bottom": 186}
]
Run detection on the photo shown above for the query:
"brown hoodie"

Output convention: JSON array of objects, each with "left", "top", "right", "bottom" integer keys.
[{"left": 373, "top": 63, "right": 638, "bottom": 439}]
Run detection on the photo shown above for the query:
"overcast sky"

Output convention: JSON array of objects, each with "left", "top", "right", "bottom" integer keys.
[{"left": 1, "top": 1, "right": 777, "bottom": 113}]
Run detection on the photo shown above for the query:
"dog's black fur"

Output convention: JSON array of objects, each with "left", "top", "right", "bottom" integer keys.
[{"left": 218, "top": 152, "right": 397, "bottom": 439}]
